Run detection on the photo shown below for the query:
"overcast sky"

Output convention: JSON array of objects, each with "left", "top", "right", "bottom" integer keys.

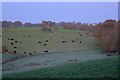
[{"left": 2, "top": 2, "right": 118, "bottom": 23}]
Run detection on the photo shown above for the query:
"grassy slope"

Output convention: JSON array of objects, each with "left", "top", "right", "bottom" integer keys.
[
  {"left": 2, "top": 54, "right": 18, "bottom": 61},
  {"left": 2, "top": 27, "right": 119, "bottom": 78},
  {"left": 3, "top": 56, "right": 119, "bottom": 78},
  {"left": 2, "top": 27, "right": 98, "bottom": 55}
]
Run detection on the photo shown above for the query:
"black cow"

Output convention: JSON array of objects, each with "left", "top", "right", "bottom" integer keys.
[
  {"left": 44, "top": 44, "right": 46, "bottom": 46},
  {"left": 24, "top": 52, "right": 26, "bottom": 54},
  {"left": 15, "top": 41, "right": 18, "bottom": 43},
  {"left": 46, "top": 40, "right": 48, "bottom": 42},
  {"left": 28, "top": 35, "right": 30, "bottom": 37},
  {"left": 29, "top": 53, "right": 32, "bottom": 55},
  {"left": 44, "top": 50, "right": 48, "bottom": 53},
  {"left": 11, "top": 39, "right": 14, "bottom": 41},
  {"left": 38, "top": 41, "right": 41, "bottom": 43},
  {"left": 11, "top": 43, "right": 14, "bottom": 45},
  {"left": 72, "top": 40, "right": 75, "bottom": 42},
  {"left": 80, "top": 41, "right": 82, "bottom": 43},
  {"left": 80, "top": 34, "right": 82, "bottom": 36},
  {"left": 14, "top": 47, "right": 17, "bottom": 48},
  {"left": 5, "top": 50, "right": 8, "bottom": 52},
  {"left": 13, "top": 51, "right": 16, "bottom": 53},
  {"left": 62, "top": 40, "right": 66, "bottom": 43}
]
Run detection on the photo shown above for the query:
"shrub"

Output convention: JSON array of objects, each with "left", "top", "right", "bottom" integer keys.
[{"left": 94, "top": 20, "right": 118, "bottom": 54}]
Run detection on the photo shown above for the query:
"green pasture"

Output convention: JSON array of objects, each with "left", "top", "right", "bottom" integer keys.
[
  {"left": 2, "top": 27, "right": 118, "bottom": 78},
  {"left": 3, "top": 56, "right": 119, "bottom": 78},
  {"left": 2, "top": 27, "right": 98, "bottom": 56}
]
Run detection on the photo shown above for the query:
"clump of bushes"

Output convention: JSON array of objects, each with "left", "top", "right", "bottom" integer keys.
[{"left": 94, "top": 20, "right": 119, "bottom": 54}]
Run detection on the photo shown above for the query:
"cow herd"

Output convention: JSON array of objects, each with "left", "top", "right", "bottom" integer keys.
[{"left": 3, "top": 32, "right": 83, "bottom": 56}]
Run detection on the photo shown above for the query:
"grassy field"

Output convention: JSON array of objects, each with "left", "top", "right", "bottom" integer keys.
[
  {"left": 2, "top": 27, "right": 118, "bottom": 78},
  {"left": 3, "top": 56, "right": 119, "bottom": 78},
  {"left": 2, "top": 27, "right": 98, "bottom": 56},
  {"left": 2, "top": 49, "right": 110, "bottom": 74}
]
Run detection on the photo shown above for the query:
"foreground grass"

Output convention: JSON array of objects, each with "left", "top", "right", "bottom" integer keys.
[{"left": 3, "top": 56, "right": 119, "bottom": 78}]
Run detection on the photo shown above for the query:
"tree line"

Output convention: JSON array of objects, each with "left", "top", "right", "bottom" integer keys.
[{"left": 0, "top": 21, "right": 41, "bottom": 27}]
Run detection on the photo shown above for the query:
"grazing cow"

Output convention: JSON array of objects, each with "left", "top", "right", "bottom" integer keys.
[
  {"left": 69, "top": 59, "right": 77, "bottom": 62},
  {"left": 80, "top": 41, "right": 82, "bottom": 43},
  {"left": 14, "top": 47, "right": 17, "bottom": 48},
  {"left": 29, "top": 53, "right": 32, "bottom": 55},
  {"left": 11, "top": 39, "right": 14, "bottom": 41},
  {"left": 24, "top": 52, "right": 26, "bottom": 54},
  {"left": 11, "top": 43, "right": 14, "bottom": 45},
  {"left": 28, "top": 35, "right": 30, "bottom": 37},
  {"left": 5, "top": 50, "right": 8, "bottom": 52},
  {"left": 44, "top": 44, "right": 46, "bottom": 46},
  {"left": 15, "top": 41, "right": 18, "bottom": 43},
  {"left": 13, "top": 51, "right": 16, "bottom": 53},
  {"left": 77, "top": 32, "right": 82, "bottom": 36},
  {"left": 77, "top": 38, "right": 78, "bottom": 40},
  {"left": 72, "top": 40, "right": 75, "bottom": 42},
  {"left": 62, "top": 40, "right": 66, "bottom": 43},
  {"left": 75, "top": 59, "right": 78, "bottom": 61},
  {"left": 45, "top": 40, "right": 48, "bottom": 42},
  {"left": 38, "top": 41, "right": 41, "bottom": 43},
  {"left": 44, "top": 50, "right": 48, "bottom": 53},
  {"left": 34, "top": 51, "right": 36, "bottom": 53},
  {"left": 80, "top": 34, "right": 82, "bottom": 36}
]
